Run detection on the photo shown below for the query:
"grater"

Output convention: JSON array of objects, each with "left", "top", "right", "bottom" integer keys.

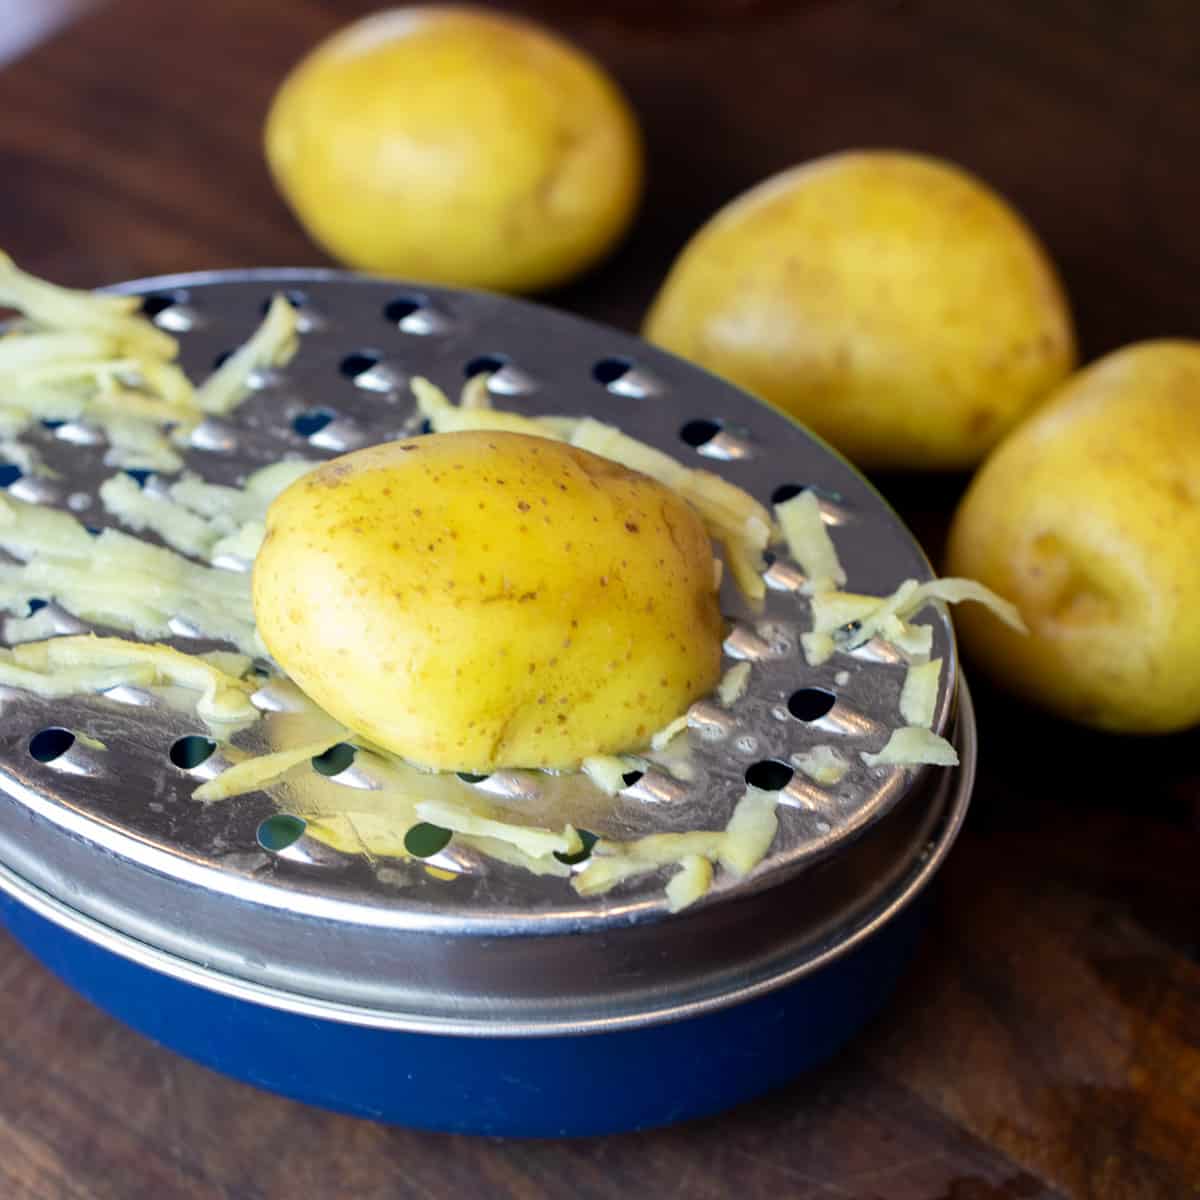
[{"left": 0, "top": 271, "right": 975, "bottom": 1130}]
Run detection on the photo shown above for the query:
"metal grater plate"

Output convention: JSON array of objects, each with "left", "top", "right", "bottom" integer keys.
[{"left": 0, "top": 270, "right": 963, "bottom": 1030}]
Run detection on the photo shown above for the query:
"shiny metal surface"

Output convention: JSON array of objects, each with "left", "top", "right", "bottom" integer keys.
[
  {"left": 0, "top": 270, "right": 967, "bottom": 1027},
  {"left": 0, "top": 683, "right": 975, "bottom": 1035}
]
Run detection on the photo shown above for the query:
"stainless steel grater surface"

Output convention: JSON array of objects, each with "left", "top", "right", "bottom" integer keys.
[{"left": 0, "top": 270, "right": 966, "bottom": 1032}]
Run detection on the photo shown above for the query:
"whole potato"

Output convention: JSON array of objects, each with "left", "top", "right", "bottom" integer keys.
[
  {"left": 946, "top": 340, "right": 1200, "bottom": 732},
  {"left": 253, "top": 432, "right": 722, "bottom": 770},
  {"left": 644, "top": 151, "right": 1076, "bottom": 470},
  {"left": 264, "top": 7, "right": 643, "bottom": 293}
]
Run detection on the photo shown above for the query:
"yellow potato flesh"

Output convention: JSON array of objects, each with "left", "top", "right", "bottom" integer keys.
[
  {"left": 946, "top": 340, "right": 1200, "bottom": 733},
  {"left": 253, "top": 431, "right": 722, "bottom": 770},
  {"left": 644, "top": 151, "right": 1076, "bottom": 470}
]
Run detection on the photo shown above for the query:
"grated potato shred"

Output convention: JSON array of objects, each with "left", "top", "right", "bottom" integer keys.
[
  {"left": 775, "top": 489, "right": 846, "bottom": 594},
  {"left": 861, "top": 726, "right": 959, "bottom": 768},
  {"left": 2, "top": 634, "right": 256, "bottom": 725}
]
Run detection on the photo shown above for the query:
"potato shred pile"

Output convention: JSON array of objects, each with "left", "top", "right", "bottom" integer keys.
[
  {"left": 0, "top": 252, "right": 297, "bottom": 473},
  {"left": 0, "top": 256, "right": 1023, "bottom": 914}
]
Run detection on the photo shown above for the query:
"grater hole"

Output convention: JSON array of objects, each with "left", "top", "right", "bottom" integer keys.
[
  {"left": 592, "top": 358, "right": 661, "bottom": 397},
  {"left": 787, "top": 688, "right": 837, "bottom": 722},
  {"left": 123, "top": 468, "right": 154, "bottom": 488},
  {"left": 0, "top": 464, "right": 22, "bottom": 488},
  {"left": 141, "top": 292, "right": 183, "bottom": 318},
  {"left": 141, "top": 291, "right": 199, "bottom": 332},
  {"left": 555, "top": 829, "right": 598, "bottom": 866},
  {"left": 404, "top": 823, "right": 452, "bottom": 858},
  {"left": 257, "top": 813, "right": 306, "bottom": 852},
  {"left": 260, "top": 290, "right": 308, "bottom": 313},
  {"left": 340, "top": 350, "right": 381, "bottom": 379},
  {"left": 772, "top": 481, "right": 847, "bottom": 516},
  {"left": 682, "top": 421, "right": 754, "bottom": 461},
  {"left": 169, "top": 735, "right": 216, "bottom": 770},
  {"left": 312, "top": 743, "right": 356, "bottom": 776},
  {"left": 293, "top": 408, "right": 336, "bottom": 438},
  {"left": 464, "top": 353, "right": 508, "bottom": 378},
  {"left": 456, "top": 772, "right": 489, "bottom": 784},
  {"left": 621, "top": 769, "right": 644, "bottom": 788},
  {"left": 592, "top": 357, "right": 632, "bottom": 386},
  {"left": 29, "top": 728, "right": 75, "bottom": 763},
  {"left": 189, "top": 417, "right": 239, "bottom": 453},
  {"left": 384, "top": 295, "right": 450, "bottom": 336},
  {"left": 27, "top": 597, "right": 48, "bottom": 613},
  {"left": 168, "top": 615, "right": 205, "bottom": 639},
  {"left": 771, "top": 483, "right": 808, "bottom": 505},
  {"left": 762, "top": 550, "right": 776, "bottom": 568},
  {"left": 745, "top": 760, "right": 794, "bottom": 791},
  {"left": 41, "top": 418, "right": 65, "bottom": 431},
  {"left": 312, "top": 418, "right": 368, "bottom": 452},
  {"left": 54, "top": 421, "right": 104, "bottom": 447},
  {"left": 383, "top": 296, "right": 422, "bottom": 323},
  {"left": 9, "top": 475, "right": 62, "bottom": 506},
  {"left": 679, "top": 419, "right": 722, "bottom": 448}
]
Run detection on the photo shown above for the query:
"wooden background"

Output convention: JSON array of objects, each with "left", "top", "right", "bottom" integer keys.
[{"left": 0, "top": 1, "right": 1197, "bottom": 1196}]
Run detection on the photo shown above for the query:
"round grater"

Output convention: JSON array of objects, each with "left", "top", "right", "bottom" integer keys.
[{"left": 0, "top": 270, "right": 975, "bottom": 1134}]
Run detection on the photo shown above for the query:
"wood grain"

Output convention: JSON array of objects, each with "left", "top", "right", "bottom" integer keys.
[{"left": 1, "top": 1, "right": 1198, "bottom": 1197}]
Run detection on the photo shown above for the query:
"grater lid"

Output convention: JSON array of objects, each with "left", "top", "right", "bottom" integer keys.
[{"left": 0, "top": 271, "right": 966, "bottom": 1031}]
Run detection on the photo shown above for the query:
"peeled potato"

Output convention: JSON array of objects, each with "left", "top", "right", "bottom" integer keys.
[
  {"left": 253, "top": 431, "right": 722, "bottom": 770},
  {"left": 947, "top": 340, "right": 1200, "bottom": 732}
]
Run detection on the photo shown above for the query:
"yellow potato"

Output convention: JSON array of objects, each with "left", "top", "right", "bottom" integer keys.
[
  {"left": 644, "top": 151, "right": 1076, "bottom": 470},
  {"left": 253, "top": 432, "right": 722, "bottom": 770},
  {"left": 264, "top": 7, "right": 643, "bottom": 293},
  {"left": 946, "top": 340, "right": 1200, "bottom": 732}
]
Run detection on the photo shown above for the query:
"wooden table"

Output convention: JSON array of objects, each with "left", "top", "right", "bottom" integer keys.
[{"left": 1, "top": 2, "right": 1197, "bottom": 1196}]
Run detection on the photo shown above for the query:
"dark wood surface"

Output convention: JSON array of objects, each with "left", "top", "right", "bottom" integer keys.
[{"left": 1, "top": 2, "right": 1198, "bottom": 1196}]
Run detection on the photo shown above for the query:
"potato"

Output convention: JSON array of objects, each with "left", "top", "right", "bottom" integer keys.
[
  {"left": 946, "top": 340, "right": 1200, "bottom": 732},
  {"left": 264, "top": 8, "right": 642, "bottom": 293},
  {"left": 253, "top": 431, "right": 722, "bottom": 770},
  {"left": 644, "top": 151, "right": 1076, "bottom": 470}
]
